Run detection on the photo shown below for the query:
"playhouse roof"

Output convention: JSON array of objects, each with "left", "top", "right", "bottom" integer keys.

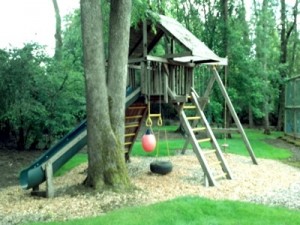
[{"left": 129, "top": 14, "right": 227, "bottom": 65}]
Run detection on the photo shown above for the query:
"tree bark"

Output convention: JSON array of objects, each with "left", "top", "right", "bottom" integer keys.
[
  {"left": 263, "top": 99, "right": 271, "bottom": 135},
  {"left": 52, "top": 0, "right": 63, "bottom": 60},
  {"left": 81, "top": 0, "right": 131, "bottom": 190},
  {"left": 248, "top": 104, "right": 254, "bottom": 128},
  {"left": 106, "top": 0, "right": 132, "bottom": 187}
]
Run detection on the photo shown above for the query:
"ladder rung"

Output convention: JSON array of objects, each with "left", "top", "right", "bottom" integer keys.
[
  {"left": 187, "top": 116, "right": 201, "bottom": 120},
  {"left": 210, "top": 161, "right": 222, "bottom": 167},
  {"left": 198, "top": 138, "right": 211, "bottom": 143},
  {"left": 125, "top": 123, "right": 139, "bottom": 128},
  {"left": 203, "top": 149, "right": 216, "bottom": 154},
  {"left": 183, "top": 105, "right": 196, "bottom": 109},
  {"left": 125, "top": 133, "right": 136, "bottom": 137},
  {"left": 192, "top": 127, "right": 206, "bottom": 132},
  {"left": 125, "top": 115, "right": 143, "bottom": 119},
  {"left": 214, "top": 173, "right": 227, "bottom": 180},
  {"left": 128, "top": 106, "right": 146, "bottom": 110},
  {"left": 124, "top": 142, "right": 132, "bottom": 146}
]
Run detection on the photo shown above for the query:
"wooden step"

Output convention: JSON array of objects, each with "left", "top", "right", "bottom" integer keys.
[
  {"left": 187, "top": 116, "right": 201, "bottom": 120},
  {"left": 203, "top": 149, "right": 216, "bottom": 155},
  {"left": 192, "top": 127, "right": 206, "bottom": 132},
  {"left": 197, "top": 138, "right": 211, "bottom": 143},
  {"left": 125, "top": 115, "right": 143, "bottom": 120},
  {"left": 183, "top": 105, "right": 196, "bottom": 109},
  {"left": 125, "top": 123, "right": 139, "bottom": 128},
  {"left": 124, "top": 142, "right": 132, "bottom": 146},
  {"left": 214, "top": 173, "right": 227, "bottom": 180},
  {"left": 210, "top": 161, "right": 222, "bottom": 167},
  {"left": 128, "top": 106, "right": 146, "bottom": 110},
  {"left": 125, "top": 133, "right": 136, "bottom": 137}
]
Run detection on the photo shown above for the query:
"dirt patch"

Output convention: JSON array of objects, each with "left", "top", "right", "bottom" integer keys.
[
  {"left": 265, "top": 138, "right": 300, "bottom": 168},
  {"left": 0, "top": 148, "right": 42, "bottom": 189}
]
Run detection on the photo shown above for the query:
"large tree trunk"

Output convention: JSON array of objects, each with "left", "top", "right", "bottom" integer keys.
[
  {"left": 106, "top": 0, "right": 132, "bottom": 187},
  {"left": 52, "top": 0, "right": 62, "bottom": 60},
  {"left": 81, "top": 0, "right": 131, "bottom": 190}
]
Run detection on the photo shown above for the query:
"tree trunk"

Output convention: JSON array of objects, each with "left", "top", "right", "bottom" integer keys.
[
  {"left": 248, "top": 104, "right": 254, "bottom": 128},
  {"left": 106, "top": 0, "right": 132, "bottom": 187},
  {"left": 81, "top": 0, "right": 131, "bottom": 190},
  {"left": 52, "top": 0, "right": 63, "bottom": 60},
  {"left": 263, "top": 100, "right": 271, "bottom": 135}
]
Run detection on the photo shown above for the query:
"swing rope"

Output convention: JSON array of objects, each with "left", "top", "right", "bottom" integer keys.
[
  {"left": 155, "top": 62, "right": 170, "bottom": 161},
  {"left": 222, "top": 66, "right": 229, "bottom": 151}
]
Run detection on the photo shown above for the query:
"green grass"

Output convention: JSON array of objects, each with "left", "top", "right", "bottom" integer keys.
[
  {"left": 55, "top": 128, "right": 292, "bottom": 176},
  {"left": 24, "top": 196, "right": 300, "bottom": 225},
  {"left": 132, "top": 127, "right": 292, "bottom": 160},
  {"left": 54, "top": 153, "right": 87, "bottom": 177},
  {"left": 217, "top": 129, "right": 292, "bottom": 159}
]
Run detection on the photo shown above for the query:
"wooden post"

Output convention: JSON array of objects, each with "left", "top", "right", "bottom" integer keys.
[
  {"left": 45, "top": 162, "right": 55, "bottom": 198},
  {"left": 141, "top": 20, "right": 148, "bottom": 95},
  {"left": 211, "top": 66, "right": 258, "bottom": 165},
  {"left": 163, "top": 63, "right": 169, "bottom": 103},
  {"left": 201, "top": 74, "right": 216, "bottom": 109}
]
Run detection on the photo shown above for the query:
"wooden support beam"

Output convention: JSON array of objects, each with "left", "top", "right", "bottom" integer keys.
[
  {"left": 164, "top": 65, "right": 169, "bottom": 103},
  {"left": 45, "top": 162, "right": 54, "bottom": 198},
  {"left": 211, "top": 66, "right": 258, "bottom": 165},
  {"left": 163, "top": 51, "right": 192, "bottom": 59}
]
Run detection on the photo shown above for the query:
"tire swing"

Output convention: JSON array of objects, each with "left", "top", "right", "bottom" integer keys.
[
  {"left": 150, "top": 119, "right": 173, "bottom": 175},
  {"left": 142, "top": 100, "right": 172, "bottom": 175}
]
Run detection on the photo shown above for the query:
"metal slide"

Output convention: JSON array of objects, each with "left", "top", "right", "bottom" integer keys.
[{"left": 19, "top": 87, "right": 141, "bottom": 190}]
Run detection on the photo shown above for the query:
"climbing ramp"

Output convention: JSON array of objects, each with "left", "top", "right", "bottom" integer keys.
[{"left": 179, "top": 88, "right": 233, "bottom": 186}]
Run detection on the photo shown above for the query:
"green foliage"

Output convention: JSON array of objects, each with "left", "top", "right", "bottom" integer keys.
[
  {"left": 0, "top": 43, "right": 85, "bottom": 150},
  {"left": 25, "top": 196, "right": 300, "bottom": 225}
]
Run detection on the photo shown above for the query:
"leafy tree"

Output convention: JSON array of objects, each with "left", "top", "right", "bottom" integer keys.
[
  {"left": 0, "top": 43, "right": 85, "bottom": 150},
  {"left": 0, "top": 44, "right": 49, "bottom": 150},
  {"left": 253, "top": 0, "right": 280, "bottom": 134}
]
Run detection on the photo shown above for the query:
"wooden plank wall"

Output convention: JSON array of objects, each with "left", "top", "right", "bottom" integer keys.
[{"left": 128, "top": 61, "right": 194, "bottom": 100}]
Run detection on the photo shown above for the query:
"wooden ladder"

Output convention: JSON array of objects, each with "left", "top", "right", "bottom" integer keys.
[
  {"left": 179, "top": 88, "right": 233, "bottom": 186},
  {"left": 124, "top": 102, "right": 147, "bottom": 162}
]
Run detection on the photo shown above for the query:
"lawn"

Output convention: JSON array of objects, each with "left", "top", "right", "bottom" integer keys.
[
  {"left": 41, "top": 128, "right": 298, "bottom": 225},
  {"left": 55, "top": 127, "right": 292, "bottom": 176},
  {"left": 25, "top": 196, "right": 300, "bottom": 225},
  {"left": 131, "top": 127, "right": 292, "bottom": 159}
]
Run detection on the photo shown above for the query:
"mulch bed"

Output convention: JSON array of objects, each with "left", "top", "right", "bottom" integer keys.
[{"left": 1, "top": 151, "right": 300, "bottom": 225}]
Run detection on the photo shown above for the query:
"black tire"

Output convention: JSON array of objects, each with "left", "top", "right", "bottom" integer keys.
[{"left": 150, "top": 160, "right": 173, "bottom": 175}]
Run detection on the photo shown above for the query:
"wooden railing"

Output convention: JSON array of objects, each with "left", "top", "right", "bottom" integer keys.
[{"left": 128, "top": 56, "right": 194, "bottom": 102}]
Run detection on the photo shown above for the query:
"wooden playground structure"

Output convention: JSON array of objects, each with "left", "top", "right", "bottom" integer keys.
[
  {"left": 124, "top": 15, "right": 257, "bottom": 187},
  {"left": 21, "top": 15, "right": 259, "bottom": 198}
]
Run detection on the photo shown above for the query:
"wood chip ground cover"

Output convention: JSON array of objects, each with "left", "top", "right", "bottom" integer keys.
[{"left": 0, "top": 151, "right": 300, "bottom": 225}]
